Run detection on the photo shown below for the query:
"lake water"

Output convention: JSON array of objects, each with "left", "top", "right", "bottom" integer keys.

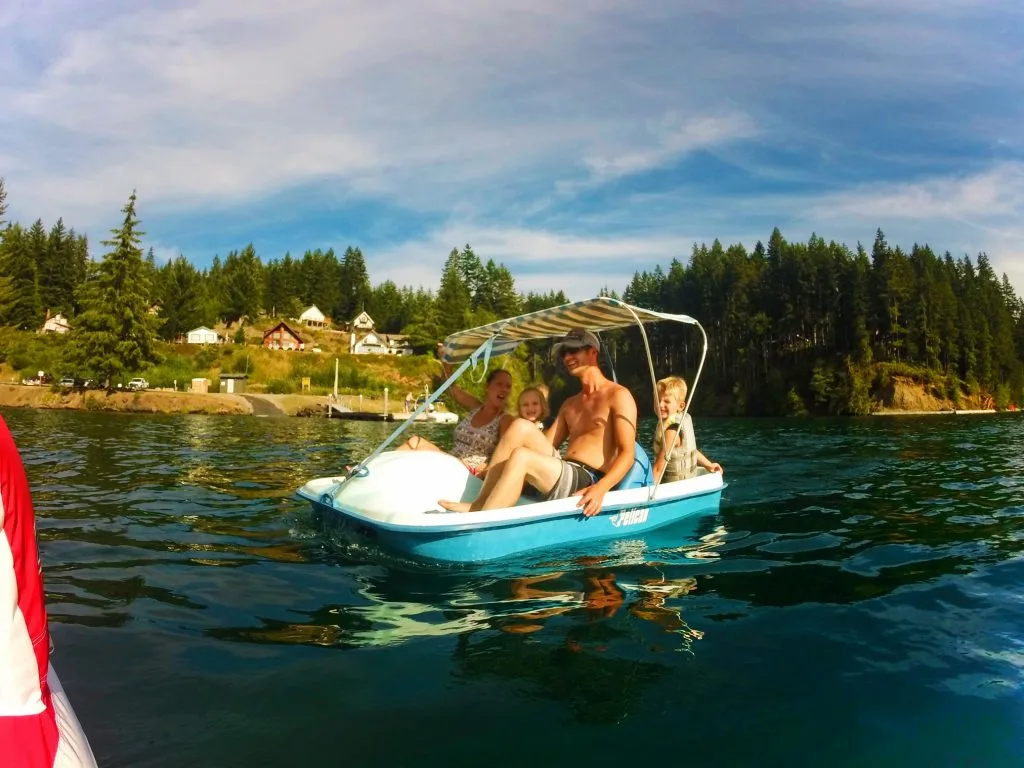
[{"left": 6, "top": 407, "right": 1024, "bottom": 767}]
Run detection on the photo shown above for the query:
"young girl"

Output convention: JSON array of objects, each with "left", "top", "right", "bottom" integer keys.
[
  {"left": 652, "top": 376, "right": 723, "bottom": 483},
  {"left": 517, "top": 386, "right": 549, "bottom": 429}
]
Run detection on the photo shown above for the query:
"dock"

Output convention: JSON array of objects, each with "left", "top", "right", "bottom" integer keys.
[
  {"left": 327, "top": 404, "right": 395, "bottom": 421},
  {"left": 871, "top": 408, "right": 997, "bottom": 417}
]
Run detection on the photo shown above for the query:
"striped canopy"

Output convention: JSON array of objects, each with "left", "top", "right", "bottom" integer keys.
[{"left": 439, "top": 296, "right": 699, "bottom": 363}]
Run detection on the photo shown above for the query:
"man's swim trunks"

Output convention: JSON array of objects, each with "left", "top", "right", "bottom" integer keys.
[{"left": 547, "top": 459, "right": 604, "bottom": 500}]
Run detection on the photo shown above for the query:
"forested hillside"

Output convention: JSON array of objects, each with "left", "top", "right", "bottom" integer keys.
[
  {"left": 615, "top": 229, "right": 1024, "bottom": 414},
  {"left": 1, "top": 182, "right": 1021, "bottom": 414}
]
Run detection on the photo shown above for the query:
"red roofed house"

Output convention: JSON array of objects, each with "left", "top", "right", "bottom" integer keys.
[{"left": 262, "top": 322, "right": 304, "bottom": 351}]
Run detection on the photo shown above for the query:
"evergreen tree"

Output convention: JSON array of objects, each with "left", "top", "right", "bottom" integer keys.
[
  {"left": 368, "top": 280, "right": 405, "bottom": 332},
  {"left": 401, "top": 296, "right": 442, "bottom": 352},
  {"left": 457, "top": 245, "right": 486, "bottom": 309},
  {"left": 482, "top": 259, "right": 520, "bottom": 317},
  {"left": 67, "top": 231, "right": 90, "bottom": 316},
  {"left": 339, "top": 246, "right": 371, "bottom": 320},
  {"left": 220, "top": 244, "right": 263, "bottom": 324},
  {"left": 0, "top": 224, "right": 41, "bottom": 329},
  {"left": 157, "top": 255, "right": 207, "bottom": 340},
  {"left": 435, "top": 248, "right": 471, "bottom": 336},
  {"left": 521, "top": 290, "right": 568, "bottom": 313},
  {"left": 40, "top": 218, "right": 69, "bottom": 316},
  {"left": 143, "top": 247, "right": 159, "bottom": 306},
  {"left": 68, "top": 192, "right": 160, "bottom": 384}
]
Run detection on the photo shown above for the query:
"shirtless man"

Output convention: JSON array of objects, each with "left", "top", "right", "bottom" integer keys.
[{"left": 439, "top": 328, "right": 637, "bottom": 517}]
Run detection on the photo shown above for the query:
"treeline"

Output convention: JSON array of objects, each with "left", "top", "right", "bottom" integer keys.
[
  {"left": 0, "top": 181, "right": 90, "bottom": 328},
  {"left": 2, "top": 182, "right": 1022, "bottom": 411},
  {"left": 614, "top": 228, "right": 1024, "bottom": 414},
  {"left": 0, "top": 180, "right": 566, "bottom": 349}
]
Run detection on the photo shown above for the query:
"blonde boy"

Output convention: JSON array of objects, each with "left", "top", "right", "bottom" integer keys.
[{"left": 651, "top": 376, "right": 723, "bottom": 482}]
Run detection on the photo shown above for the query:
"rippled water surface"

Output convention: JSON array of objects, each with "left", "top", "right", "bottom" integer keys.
[{"left": 7, "top": 407, "right": 1024, "bottom": 767}]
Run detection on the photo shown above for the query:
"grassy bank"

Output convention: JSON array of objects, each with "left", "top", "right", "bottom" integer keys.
[
  {"left": 0, "top": 322, "right": 538, "bottom": 409},
  {"left": 0, "top": 324, "right": 441, "bottom": 396}
]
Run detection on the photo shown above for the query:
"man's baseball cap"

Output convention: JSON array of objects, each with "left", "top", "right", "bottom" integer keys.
[{"left": 553, "top": 328, "right": 601, "bottom": 357}]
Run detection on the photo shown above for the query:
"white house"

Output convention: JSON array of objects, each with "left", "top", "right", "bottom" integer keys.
[
  {"left": 351, "top": 331, "right": 413, "bottom": 356},
  {"left": 351, "top": 311, "right": 374, "bottom": 332},
  {"left": 186, "top": 326, "right": 224, "bottom": 345},
  {"left": 299, "top": 305, "right": 327, "bottom": 328},
  {"left": 40, "top": 311, "right": 71, "bottom": 335}
]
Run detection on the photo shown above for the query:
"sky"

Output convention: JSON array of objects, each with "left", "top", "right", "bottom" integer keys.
[{"left": 2, "top": 0, "right": 1023, "bottom": 300}]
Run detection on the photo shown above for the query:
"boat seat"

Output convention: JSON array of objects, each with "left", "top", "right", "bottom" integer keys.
[{"left": 614, "top": 442, "right": 653, "bottom": 490}]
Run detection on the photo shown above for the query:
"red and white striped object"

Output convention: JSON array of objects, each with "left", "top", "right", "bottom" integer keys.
[{"left": 0, "top": 415, "right": 97, "bottom": 768}]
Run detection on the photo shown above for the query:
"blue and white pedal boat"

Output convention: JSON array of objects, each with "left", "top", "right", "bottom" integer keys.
[{"left": 297, "top": 297, "right": 726, "bottom": 564}]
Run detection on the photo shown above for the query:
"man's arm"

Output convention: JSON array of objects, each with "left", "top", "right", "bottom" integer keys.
[
  {"left": 575, "top": 388, "right": 638, "bottom": 517},
  {"left": 545, "top": 402, "right": 569, "bottom": 450}
]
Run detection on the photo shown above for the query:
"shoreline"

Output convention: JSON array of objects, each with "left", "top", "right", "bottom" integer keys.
[
  {"left": 870, "top": 408, "right": 999, "bottom": 417},
  {"left": 0, "top": 383, "right": 1013, "bottom": 419},
  {"left": 0, "top": 383, "right": 292, "bottom": 416}
]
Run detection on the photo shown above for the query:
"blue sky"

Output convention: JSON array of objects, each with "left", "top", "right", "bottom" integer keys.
[{"left": 2, "top": 0, "right": 1023, "bottom": 299}]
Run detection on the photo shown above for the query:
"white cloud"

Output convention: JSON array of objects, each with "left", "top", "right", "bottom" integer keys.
[
  {"left": 1, "top": 0, "right": 1021, "bottom": 301},
  {"left": 584, "top": 113, "right": 758, "bottom": 181},
  {"left": 371, "top": 225, "right": 693, "bottom": 299},
  {"left": 364, "top": 160, "right": 1024, "bottom": 300},
  {"left": 801, "top": 163, "right": 1024, "bottom": 291},
  {"left": 809, "top": 162, "right": 1024, "bottom": 225}
]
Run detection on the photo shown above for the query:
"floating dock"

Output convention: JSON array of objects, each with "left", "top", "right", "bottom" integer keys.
[
  {"left": 871, "top": 408, "right": 997, "bottom": 417},
  {"left": 327, "top": 404, "right": 394, "bottom": 421}
]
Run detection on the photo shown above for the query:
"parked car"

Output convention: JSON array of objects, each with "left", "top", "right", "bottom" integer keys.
[
  {"left": 57, "top": 377, "right": 76, "bottom": 388},
  {"left": 127, "top": 377, "right": 149, "bottom": 391}
]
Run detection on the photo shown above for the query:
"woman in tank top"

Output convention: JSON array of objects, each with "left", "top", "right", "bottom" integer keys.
[{"left": 398, "top": 366, "right": 515, "bottom": 475}]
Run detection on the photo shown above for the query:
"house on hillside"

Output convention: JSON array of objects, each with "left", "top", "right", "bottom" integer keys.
[
  {"left": 185, "top": 326, "right": 224, "bottom": 345},
  {"left": 263, "top": 321, "right": 304, "bottom": 351},
  {"left": 351, "top": 330, "right": 413, "bottom": 356},
  {"left": 299, "top": 305, "right": 327, "bottom": 328},
  {"left": 40, "top": 310, "right": 71, "bottom": 335},
  {"left": 351, "top": 311, "right": 374, "bottom": 332}
]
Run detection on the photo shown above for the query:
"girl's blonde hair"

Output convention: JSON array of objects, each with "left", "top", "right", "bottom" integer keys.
[
  {"left": 518, "top": 386, "right": 550, "bottom": 421},
  {"left": 657, "top": 375, "right": 688, "bottom": 402}
]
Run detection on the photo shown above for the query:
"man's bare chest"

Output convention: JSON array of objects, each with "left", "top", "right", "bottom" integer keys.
[{"left": 564, "top": 398, "right": 612, "bottom": 434}]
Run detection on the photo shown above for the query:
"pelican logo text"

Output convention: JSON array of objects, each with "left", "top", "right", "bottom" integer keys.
[{"left": 610, "top": 507, "right": 648, "bottom": 527}]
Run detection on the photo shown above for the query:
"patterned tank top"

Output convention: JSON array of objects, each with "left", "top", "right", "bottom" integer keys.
[
  {"left": 450, "top": 408, "right": 503, "bottom": 469},
  {"left": 652, "top": 412, "right": 697, "bottom": 482}
]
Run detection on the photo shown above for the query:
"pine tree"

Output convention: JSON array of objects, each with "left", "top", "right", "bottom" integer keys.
[
  {"left": 68, "top": 192, "right": 160, "bottom": 384},
  {"left": 40, "top": 218, "right": 69, "bottom": 316},
  {"left": 368, "top": 280, "right": 405, "bottom": 332},
  {"left": 436, "top": 248, "right": 471, "bottom": 337},
  {"left": 340, "top": 246, "right": 371, "bottom": 320},
  {"left": 0, "top": 224, "right": 41, "bottom": 329},
  {"left": 457, "top": 245, "right": 486, "bottom": 309},
  {"left": 220, "top": 244, "right": 263, "bottom": 324},
  {"left": 483, "top": 259, "right": 520, "bottom": 317},
  {"left": 67, "top": 231, "right": 90, "bottom": 315},
  {"left": 157, "top": 255, "right": 206, "bottom": 340},
  {"left": 143, "top": 247, "right": 159, "bottom": 306}
]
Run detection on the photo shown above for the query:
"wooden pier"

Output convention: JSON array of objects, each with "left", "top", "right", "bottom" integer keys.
[{"left": 327, "top": 404, "right": 395, "bottom": 421}]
